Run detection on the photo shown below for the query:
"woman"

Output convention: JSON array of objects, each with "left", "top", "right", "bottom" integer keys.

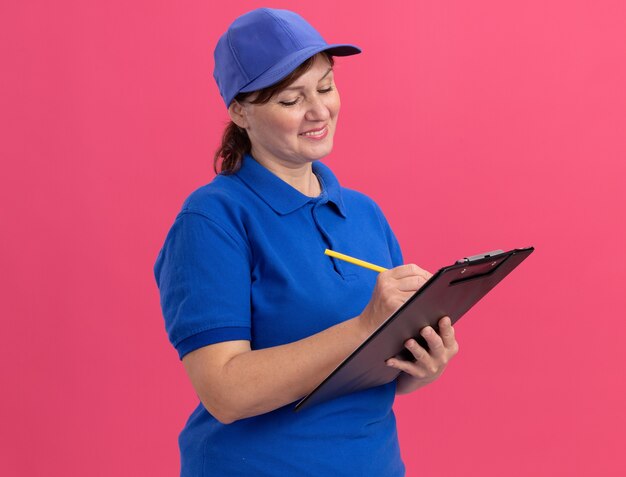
[{"left": 154, "top": 8, "right": 458, "bottom": 476}]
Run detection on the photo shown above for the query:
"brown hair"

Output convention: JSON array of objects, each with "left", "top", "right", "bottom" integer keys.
[{"left": 213, "top": 52, "right": 335, "bottom": 175}]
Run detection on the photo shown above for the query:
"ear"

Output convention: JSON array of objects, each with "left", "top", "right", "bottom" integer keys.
[{"left": 228, "top": 100, "right": 248, "bottom": 129}]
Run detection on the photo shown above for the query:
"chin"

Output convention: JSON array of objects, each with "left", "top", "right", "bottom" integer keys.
[
  {"left": 310, "top": 138, "right": 334, "bottom": 158},
  {"left": 308, "top": 147, "right": 333, "bottom": 162}
]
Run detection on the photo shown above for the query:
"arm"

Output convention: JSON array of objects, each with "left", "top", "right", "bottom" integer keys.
[
  {"left": 183, "top": 316, "right": 368, "bottom": 424},
  {"left": 182, "top": 263, "right": 432, "bottom": 424}
]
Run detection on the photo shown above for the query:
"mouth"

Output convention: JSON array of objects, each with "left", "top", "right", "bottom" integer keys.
[{"left": 299, "top": 125, "right": 329, "bottom": 138}]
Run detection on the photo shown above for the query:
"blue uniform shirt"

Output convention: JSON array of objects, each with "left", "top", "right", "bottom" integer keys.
[{"left": 154, "top": 153, "right": 405, "bottom": 476}]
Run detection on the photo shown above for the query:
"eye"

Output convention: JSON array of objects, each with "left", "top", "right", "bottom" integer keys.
[
  {"left": 279, "top": 86, "right": 334, "bottom": 107},
  {"left": 279, "top": 98, "right": 299, "bottom": 107}
]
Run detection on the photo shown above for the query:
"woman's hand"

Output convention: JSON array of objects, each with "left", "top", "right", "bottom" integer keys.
[
  {"left": 388, "top": 316, "right": 459, "bottom": 394},
  {"left": 358, "top": 264, "right": 433, "bottom": 337}
]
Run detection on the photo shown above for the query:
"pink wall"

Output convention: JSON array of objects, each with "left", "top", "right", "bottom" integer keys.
[{"left": 2, "top": 1, "right": 625, "bottom": 475}]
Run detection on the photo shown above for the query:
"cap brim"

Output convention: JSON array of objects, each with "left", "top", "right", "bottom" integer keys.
[{"left": 239, "top": 43, "right": 361, "bottom": 94}]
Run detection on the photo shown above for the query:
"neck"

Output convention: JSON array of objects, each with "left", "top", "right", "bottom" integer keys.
[{"left": 250, "top": 151, "right": 322, "bottom": 197}]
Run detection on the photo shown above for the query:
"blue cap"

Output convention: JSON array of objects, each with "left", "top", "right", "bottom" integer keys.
[{"left": 213, "top": 8, "right": 362, "bottom": 108}]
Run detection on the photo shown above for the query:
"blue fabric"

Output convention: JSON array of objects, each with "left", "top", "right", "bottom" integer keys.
[
  {"left": 154, "top": 153, "right": 405, "bottom": 477},
  {"left": 213, "top": 8, "right": 361, "bottom": 108}
]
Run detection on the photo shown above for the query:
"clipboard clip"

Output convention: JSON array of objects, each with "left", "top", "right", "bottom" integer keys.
[{"left": 455, "top": 249, "right": 505, "bottom": 265}]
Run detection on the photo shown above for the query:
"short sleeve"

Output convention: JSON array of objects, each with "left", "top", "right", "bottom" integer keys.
[
  {"left": 373, "top": 203, "right": 404, "bottom": 268},
  {"left": 153, "top": 211, "right": 252, "bottom": 359}
]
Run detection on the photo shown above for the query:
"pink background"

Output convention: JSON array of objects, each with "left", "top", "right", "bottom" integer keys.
[{"left": 2, "top": 1, "right": 625, "bottom": 475}]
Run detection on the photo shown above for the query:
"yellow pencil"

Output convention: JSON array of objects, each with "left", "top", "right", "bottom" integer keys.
[{"left": 324, "top": 249, "right": 388, "bottom": 273}]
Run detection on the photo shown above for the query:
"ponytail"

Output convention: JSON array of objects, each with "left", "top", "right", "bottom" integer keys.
[{"left": 213, "top": 121, "right": 251, "bottom": 175}]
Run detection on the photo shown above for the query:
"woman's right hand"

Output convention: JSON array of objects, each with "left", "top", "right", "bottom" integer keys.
[
  {"left": 183, "top": 262, "right": 433, "bottom": 423},
  {"left": 358, "top": 264, "right": 433, "bottom": 336}
]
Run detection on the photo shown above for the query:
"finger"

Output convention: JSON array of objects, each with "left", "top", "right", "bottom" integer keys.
[
  {"left": 438, "top": 316, "right": 457, "bottom": 349},
  {"left": 386, "top": 356, "right": 425, "bottom": 378},
  {"left": 387, "top": 338, "right": 436, "bottom": 378},
  {"left": 396, "top": 275, "right": 425, "bottom": 292},
  {"left": 396, "top": 271, "right": 434, "bottom": 293},
  {"left": 404, "top": 338, "right": 429, "bottom": 362},
  {"left": 390, "top": 263, "right": 431, "bottom": 280},
  {"left": 421, "top": 326, "right": 445, "bottom": 359}
]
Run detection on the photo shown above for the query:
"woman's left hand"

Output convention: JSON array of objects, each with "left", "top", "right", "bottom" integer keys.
[{"left": 387, "top": 316, "right": 459, "bottom": 395}]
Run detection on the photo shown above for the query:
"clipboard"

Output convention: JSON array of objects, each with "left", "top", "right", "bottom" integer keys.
[{"left": 294, "top": 246, "right": 534, "bottom": 412}]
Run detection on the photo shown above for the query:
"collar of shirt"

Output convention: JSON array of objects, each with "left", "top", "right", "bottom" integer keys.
[{"left": 234, "top": 152, "right": 347, "bottom": 218}]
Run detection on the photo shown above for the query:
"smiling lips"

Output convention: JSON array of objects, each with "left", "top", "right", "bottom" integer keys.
[{"left": 299, "top": 125, "right": 328, "bottom": 138}]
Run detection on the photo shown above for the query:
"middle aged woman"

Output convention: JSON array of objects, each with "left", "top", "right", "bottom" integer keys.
[{"left": 154, "top": 8, "right": 459, "bottom": 476}]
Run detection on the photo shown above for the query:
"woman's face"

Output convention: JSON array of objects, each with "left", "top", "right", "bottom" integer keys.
[{"left": 234, "top": 54, "right": 340, "bottom": 168}]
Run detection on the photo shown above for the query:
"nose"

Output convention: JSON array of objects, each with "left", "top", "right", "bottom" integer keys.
[{"left": 304, "top": 94, "right": 331, "bottom": 122}]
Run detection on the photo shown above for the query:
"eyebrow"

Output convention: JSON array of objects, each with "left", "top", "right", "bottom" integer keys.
[{"left": 281, "top": 67, "right": 334, "bottom": 91}]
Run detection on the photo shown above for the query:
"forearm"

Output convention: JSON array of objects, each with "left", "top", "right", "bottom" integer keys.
[{"left": 215, "top": 316, "right": 370, "bottom": 422}]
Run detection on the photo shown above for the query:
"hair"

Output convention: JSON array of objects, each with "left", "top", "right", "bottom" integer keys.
[{"left": 213, "top": 52, "right": 335, "bottom": 175}]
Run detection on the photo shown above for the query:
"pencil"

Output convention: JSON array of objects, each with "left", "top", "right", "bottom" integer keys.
[{"left": 324, "top": 249, "right": 388, "bottom": 273}]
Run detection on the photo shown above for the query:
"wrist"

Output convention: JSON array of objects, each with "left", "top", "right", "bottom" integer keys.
[
  {"left": 353, "top": 313, "right": 374, "bottom": 343},
  {"left": 395, "top": 373, "right": 424, "bottom": 395}
]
